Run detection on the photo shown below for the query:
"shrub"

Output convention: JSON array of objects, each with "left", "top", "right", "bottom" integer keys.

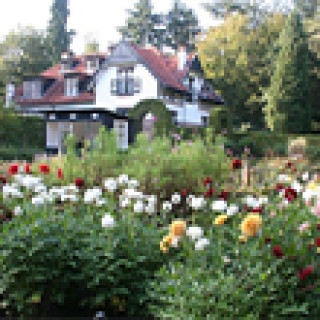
[{"left": 0, "top": 208, "right": 164, "bottom": 318}]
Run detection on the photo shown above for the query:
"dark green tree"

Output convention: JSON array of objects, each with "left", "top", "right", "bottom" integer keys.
[
  {"left": 118, "top": 0, "right": 155, "bottom": 46},
  {"left": 263, "top": 12, "right": 312, "bottom": 133},
  {"left": 166, "top": 0, "right": 201, "bottom": 52},
  {"left": 46, "top": 0, "right": 75, "bottom": 65}
]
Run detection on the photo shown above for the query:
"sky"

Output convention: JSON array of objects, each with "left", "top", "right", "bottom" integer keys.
[{"left": 0, "top": 0, "right": 294, "bottom": 54}]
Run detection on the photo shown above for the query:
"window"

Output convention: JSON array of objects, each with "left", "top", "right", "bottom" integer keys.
[
  {"left": 113, "top": 119, "right": 128, "bottom": 150},
  {"left": 111, "top": 67, "right": 141, "bottom": 96},
  {"left": 64, "top": 78, "right": 79, "bottom": 97},
  {"left": 171, "top": 110, "right": 178, "bottom": 124},
  {"left": 23, "top": 81, "right": 42, "bottom": 99}
]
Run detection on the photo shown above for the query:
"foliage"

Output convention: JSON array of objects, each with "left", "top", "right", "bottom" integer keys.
[
  {"left": 118, "top": 0, "right": 155, "bottom": 46},
  {"left": 0, "top": 106, "right": 45, "bottom": 155},
  {"left": 46, "top": 0, "right": 75, "bottom": 65},
  {"left": 166, "top": 0, "right": 201, "bottom": 52},
  {"left": 128, "top": 98, "right": 174, "bottom": 138},
  {"left": 263, "top": 12, "right": 312, "bottom": 133},
  {"left": 120, "top": 129, "right": 230, "bottom": 202},
  {"left": 0, "top": 26, "right": 51, "bottom": 98},
  {"left": 0, "top": 208, "right": 163, "bottom": 317},
  {"left": 148, "top": 195, "right": 319, "bottom": 319},
  {"left": 118, "top": 0, "right": 200, "bottom": 51},
  {"left": 198, "top": 12, "right": 286, "bottom": 130}
]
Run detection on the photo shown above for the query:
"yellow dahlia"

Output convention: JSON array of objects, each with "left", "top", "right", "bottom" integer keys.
[
  {"left": 240, "top": 214, "right": 262, "bottom": 237},
  {"left": 170, "top": 220, "right": 186, "bottom": 237},
  {"left": 214, "top": 214, "right": 228, "bottom": 225},
  {"left": 160, "top": 234, "right": 173, "bottom": 253}
]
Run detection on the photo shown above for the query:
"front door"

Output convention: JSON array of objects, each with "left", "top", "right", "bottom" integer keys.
[{"left": 113, "top": 119, "right": 128, "bottom": 150}]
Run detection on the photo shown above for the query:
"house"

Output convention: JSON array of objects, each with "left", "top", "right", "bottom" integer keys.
[{"left": 12, "top": 40, "right": 224, "bottom": 154}]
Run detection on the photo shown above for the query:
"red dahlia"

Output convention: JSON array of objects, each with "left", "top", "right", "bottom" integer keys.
[
  {"left": 284, "top": 187, "right": 297, "bottom": 202},
  {"left": 75, "top": 177, "right": 84, "bottom": 188},
  {"left": 38, "top": 163, "right": 50, "bottom": 174},
  {"left": 299, "top": 266, "right": 313, "bottom": 281},
  {"left": 8, "top": 163, "right": 19, "bottom": 175},
  {"left": 25, "top": 164, "right": 31, "bottom": 174},
  {"left": 203, "top": 176, "right": 212, "bottom": 186},
  {"left": 276, "top": 183, "right": 284, "bottom": 191},
  {"left": 273, "top": 245, "right": 283, "bottom": 258},
  {"left": 57, "top": 168, "right": 63, "bottom": 179},
  {"left": 182, "top": 189, "right": 188, "bottom": 196},
  {"left": 265, "top": 237, "right": 271, "bottom": 244},
  {"left": 0, "top": 176, "right": 6, "bottom": 184},
  {"left": 316, "top": 238, "right": 320, "bottom": 247},
  {"left": 308, "top": 243, "right": 313, "bottom": 250},
  {"left": 219, "top": 190, "right": 228, "bottom": 201},
  {"left": 285, "top": 162, "right": 294, "bottom": 169},
  {"left": 232, "top": 159, "right": 242, "bottom": 170},
  {"left": 204, "top": 188, "right": 214, "bottom": 198}
]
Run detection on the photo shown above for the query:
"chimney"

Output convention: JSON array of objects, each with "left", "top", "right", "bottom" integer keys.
[
  {"left": 177, "top": 45, "right": 187, "bottom": 71},
  {"left": 5, "top": 82, "right": 15, "bottom": 108}
]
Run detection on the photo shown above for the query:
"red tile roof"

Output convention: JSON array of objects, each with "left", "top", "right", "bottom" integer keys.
[
  {"left": 14, "top": 43, "right": 223, "bottom": 106},
  {"left": 130, "top": 43, "right": 193, "bottom": 92}
]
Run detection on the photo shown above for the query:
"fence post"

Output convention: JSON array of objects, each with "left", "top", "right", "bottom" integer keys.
[{"left": 241, "top": 158, "right": 251, "bottom": 187}]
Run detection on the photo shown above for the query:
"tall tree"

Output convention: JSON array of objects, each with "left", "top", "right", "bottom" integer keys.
[
  {"left": 197, "top": 12, "right": 286, "bottom": 129},
  {"left": 263, "top": 12, "right": 311, "bottom": 133},
  {"left": 118, "top": 0, "right": 155, "bottom": 46},
  {"left": 197, "top": 14, "right": 252, "bottom": 127},
  {"left": 46, "top": 0, "right": 75, "bottom": 64},
  {"left": 166, "top": 0, "right": 201, "bottom": 52},
  {"left": 0, "top": 26, "right": 50, "bottom": 99}
]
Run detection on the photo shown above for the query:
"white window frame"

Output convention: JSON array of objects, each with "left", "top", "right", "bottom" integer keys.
[
  {"left": 64, "top": 78, "right": 79, "bottom": 97},
  {"left": 23, "top": 81, "right": 42, "bottom": 99}
]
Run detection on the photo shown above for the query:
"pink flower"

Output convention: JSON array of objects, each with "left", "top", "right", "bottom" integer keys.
[
  {"left": 311, "top": 198, "right": 320, "bottom": 217},
  {"left": 270, "top": 211, "right": 277, "bottom": 217},
  {"left": 226, "top": 148, "right": 233, "bottom": 155},
  {"left": 153, "top": 116, "right": 157, "bottom": 122},
  {"left": 299, "top": 221, "right": 310, "bottom": 233},
  {"left": 244, "top": 146, "right": 250, "bottom": 153}
]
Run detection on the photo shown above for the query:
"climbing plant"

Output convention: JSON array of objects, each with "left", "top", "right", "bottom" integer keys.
[{"left": 128, "top": 99, "right": 175, "bottom": 138}]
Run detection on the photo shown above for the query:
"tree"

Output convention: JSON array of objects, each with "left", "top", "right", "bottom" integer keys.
[
  {"left": 46, "top": 0, "right": 75, "bottom": 65},
  {"left": 0, "top": 26, "right": 51, "bottom": 99},
  {"left": 263, "top": 12, "right": 312, "bottom": 133},
  {"left": 197, "top": 12, "right": 286, "bottom": 129},
  {"left": 294, "top": 0, "right": 318, "bottom": 18},
  {"left": 166, "top": 0, "right": 201, "bottom": 52},
  {"left": 118, "top": 0, "right": 155, "bottom": 46},
  {"left": 197, "top": 14, "right": 255, "bottom": 128},
  {"left": 83, "top": 35, "right": 100, "bottom": 53}
]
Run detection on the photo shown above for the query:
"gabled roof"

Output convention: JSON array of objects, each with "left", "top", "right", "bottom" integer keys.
[
  {"left": 130, "top": 43, "right": 193, "bottom": 92},
  {"left": 14, "top": 42, "right": 224, "bottom": 106}
]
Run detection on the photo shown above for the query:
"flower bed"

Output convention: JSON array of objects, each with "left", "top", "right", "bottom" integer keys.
[{"left": 0, "top": 129, "right": 319, "bottom": 318}]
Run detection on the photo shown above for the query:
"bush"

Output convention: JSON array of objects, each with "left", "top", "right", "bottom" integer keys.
[
  {"left": 0, "top": 208, "right": 164, "bottom": 318},
  {"left": 0, "top": 146, "right": 43, "bottom": 161}
]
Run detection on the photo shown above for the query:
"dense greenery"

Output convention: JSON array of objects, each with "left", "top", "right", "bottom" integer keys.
[
  {"left": 0, "top": 105, "right": 45, "bottom": 160},
  {"left": 263, "top": 12, "right": 312, "bottom": 133},
  {"left": 46, "top": 0, "right": 75, "bottom": 65},
  {"left": 118, "top": 0, "right": 200, "bottom": 51}
]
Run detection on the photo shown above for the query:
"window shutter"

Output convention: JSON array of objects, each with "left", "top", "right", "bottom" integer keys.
[{"left": 134, "top": 78, "right": 141, "bottom": 93}]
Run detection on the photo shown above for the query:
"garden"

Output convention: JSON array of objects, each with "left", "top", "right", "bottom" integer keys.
[{"left": 0, "top": 127, "right": 319, "bottom": 319}]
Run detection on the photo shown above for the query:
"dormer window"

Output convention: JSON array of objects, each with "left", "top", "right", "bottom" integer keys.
[
  {"left": 86, "top": 57, "right": 99, "bottom": 72},
  {"left": 111, "top": 66, "right": 141, "bottom": 96},
  {"left": 64, "top": 77, "right": 79, "bottom": 97},
  {"left": 23, "top": 79, "right": 42, "bottom": 99}
]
